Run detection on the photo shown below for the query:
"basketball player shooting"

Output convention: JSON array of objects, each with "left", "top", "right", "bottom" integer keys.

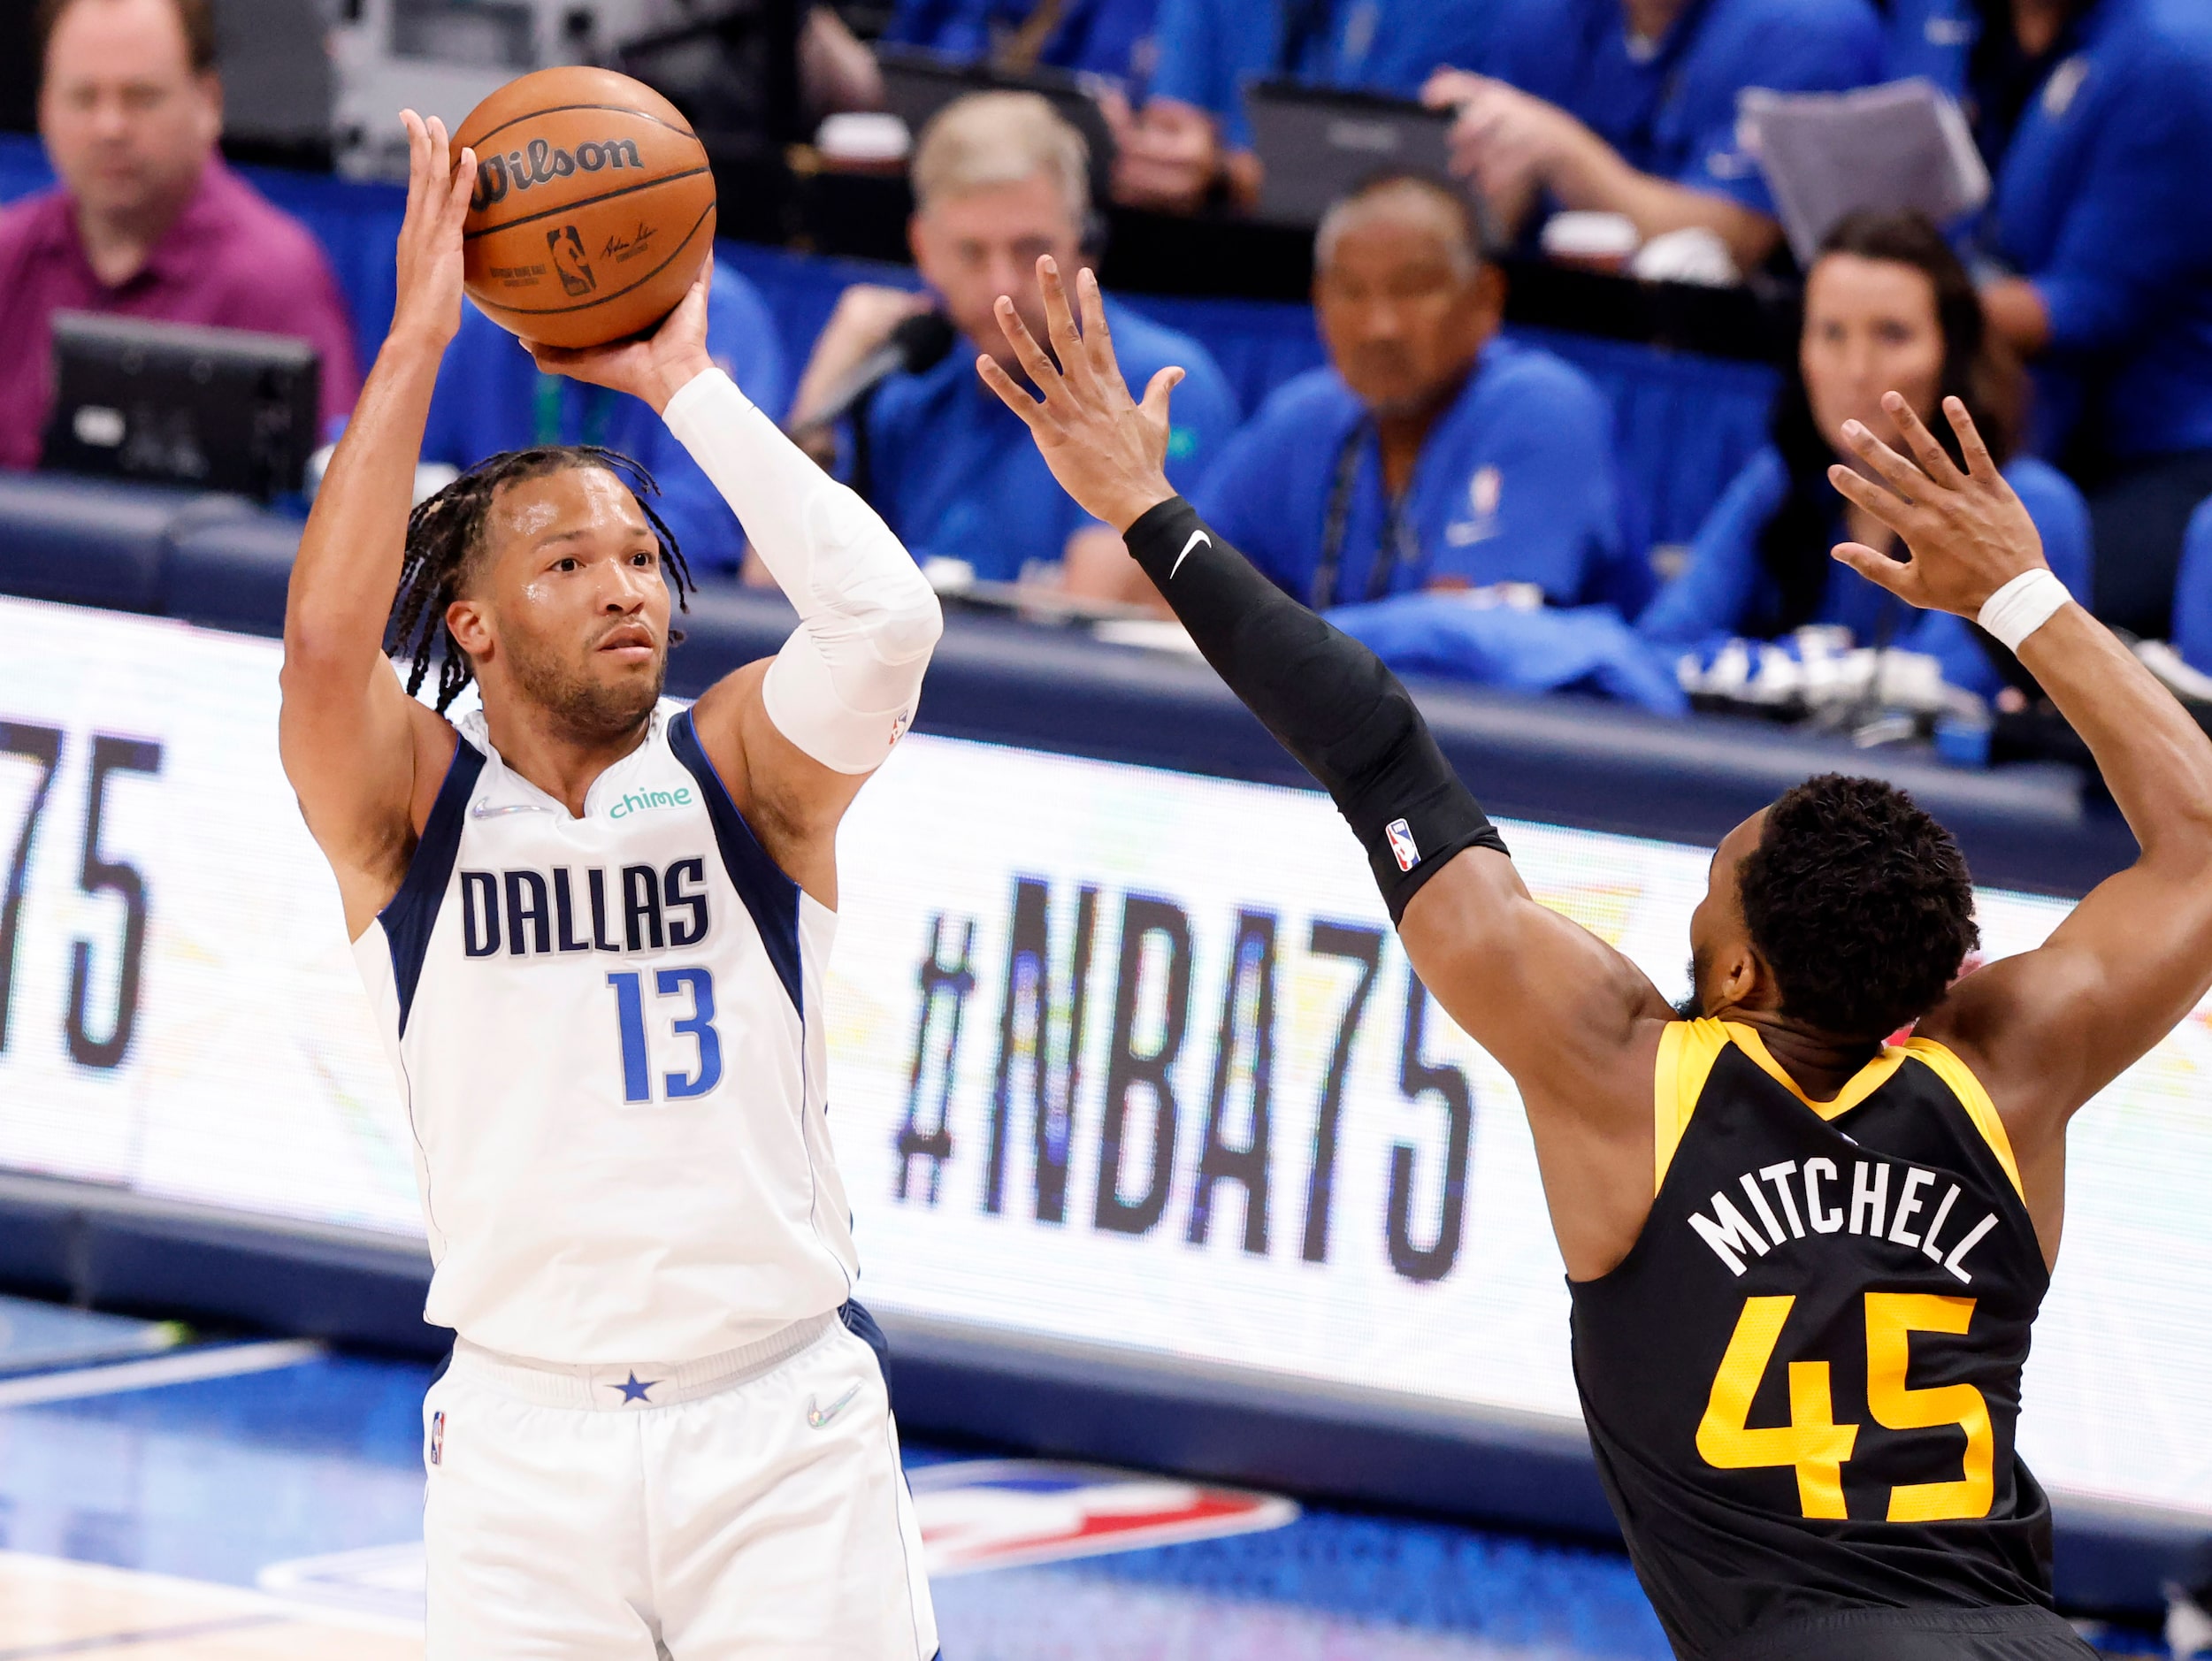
[
  {"left": 986, "top": 258, "right": 2212, "bottom": 1661},
  {"left": 278, "top": 113, "right": 940, "bottom": 1658}
]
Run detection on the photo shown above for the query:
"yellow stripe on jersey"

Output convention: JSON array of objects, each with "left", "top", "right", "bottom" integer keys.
[
  {"left": 1655, "top": 1019, "right": 1733, "bottom": 1194},
  {"left": 1900, "top": 1038, "right": 2025, "bottom": 1203},
  {"left": 1723, "top": 1022, "right": 1908, "bottom": 1120}
]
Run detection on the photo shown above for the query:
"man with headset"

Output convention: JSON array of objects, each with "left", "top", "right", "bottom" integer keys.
[
  {"left": 1087, "top": 173, "right": 1626, "bottom": 616},
  {"left": 786, "top": 89, "right": 1236, "bottom": 588}
]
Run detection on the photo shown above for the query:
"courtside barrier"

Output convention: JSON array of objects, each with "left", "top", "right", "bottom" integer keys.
[{"left": 0, "top": 501, "right": 2192, "bottom": 1619}]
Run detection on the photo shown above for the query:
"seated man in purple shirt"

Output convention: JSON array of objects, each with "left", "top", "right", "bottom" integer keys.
[{"left": 0, "top": 0, "right": 360, "bottom": 473}]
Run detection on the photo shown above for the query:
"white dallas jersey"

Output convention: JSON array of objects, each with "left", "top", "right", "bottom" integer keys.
[{"left": 351, "top": 700, "right": 857, "bottom": 1364}]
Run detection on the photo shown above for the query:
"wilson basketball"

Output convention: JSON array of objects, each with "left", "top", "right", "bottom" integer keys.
[{"left": 453, "top": 68, "right": 716, "bottom": 350}]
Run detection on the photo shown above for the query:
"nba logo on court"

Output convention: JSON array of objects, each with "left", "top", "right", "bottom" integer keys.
[
  {"left": 908, "top": 1460, "right": 1296, "bottom": 1576},
  {"left": 1386, "top": 817, "right": 1420, "bottom": 872},
  {"left": 429, "top": 1411, "right": 445, "bottom": 1466}
]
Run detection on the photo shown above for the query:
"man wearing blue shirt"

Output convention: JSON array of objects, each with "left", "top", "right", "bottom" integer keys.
[
  {"left": 419, "top": 258, "right": 787, "bottom": 578},
  {"left": 882, "top": 0, "right": 1160, "bottom": 83},
  {"left": 1148, "top": 175, "right": 1622, "bottom": 611},
  {"left": 1111, "top": 0, "right": 1494, "bottom": 212},
  {"left": 1881, "top": 0, "right": 1980, "bottom": 87},
  {"left": 789, "top": 92, "right": 1236, "bottom": 586},
  {"left": 1971, "top": 0, "right": 2212, "bottom": 639},
  {"left": 1421, "top": 0, "right": 1884, "bottom": 276}
]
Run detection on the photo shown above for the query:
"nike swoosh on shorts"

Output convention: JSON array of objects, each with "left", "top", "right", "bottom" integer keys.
[{"left": 806, "top": 1382, "right": 862, "bottom": 1428}]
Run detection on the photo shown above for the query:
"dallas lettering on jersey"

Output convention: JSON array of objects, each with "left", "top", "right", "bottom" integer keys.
[
  {"left": 458, "top": 859, "right": 709, "bottom": 956},
  {"left": 1688, "top": 1158, "right": 2002, "bottom": 1284}
]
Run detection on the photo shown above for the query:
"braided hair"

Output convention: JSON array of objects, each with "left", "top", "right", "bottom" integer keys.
[{"left": 387, "top": 446, "right": 695, "bottom": 714}]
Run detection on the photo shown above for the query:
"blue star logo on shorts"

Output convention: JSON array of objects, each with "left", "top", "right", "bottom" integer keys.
[{"left": 612, "top": 1371, "right": 659, "bottom": 1404}]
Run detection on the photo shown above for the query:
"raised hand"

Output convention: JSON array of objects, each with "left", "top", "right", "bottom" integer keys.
[
  {"left": 391, "top": 111, "right": 477, "bottom": 349},
  {"left": 1424, "top": 72, "right": 1561, "bottom": 203},
  {"left": 788, "top": 284, "right": 935, "bottom": 428},
  {"left": 976, "top": 257, "right": 1182, "bottom": 532},
  {"left": 1826, "top": 392, "right": 2049, "bottom": 619},
  {"left": 526, "top": 269, "right": 716, "bottom": 415}
]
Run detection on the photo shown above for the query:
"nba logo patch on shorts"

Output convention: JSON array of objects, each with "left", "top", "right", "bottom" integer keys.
[
  {"left": 430, "top": 1410, "right": 445, "bottom": 1466},
  {"left": 1385, "top": 818, "right": 1420, "bottom": 872}
]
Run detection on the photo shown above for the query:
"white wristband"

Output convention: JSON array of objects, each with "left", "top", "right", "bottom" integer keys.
[{"left": 1977, "top": 569, "right": 2070, "bottom": 654}]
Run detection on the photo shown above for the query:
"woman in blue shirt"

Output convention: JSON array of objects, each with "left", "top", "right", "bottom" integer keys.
[
  {"left": 1641, "top": 210, "right": 2091, "bottom": 700},
  {"left": 1969, "top": 0, "right": 2212, "bottom": 639}
]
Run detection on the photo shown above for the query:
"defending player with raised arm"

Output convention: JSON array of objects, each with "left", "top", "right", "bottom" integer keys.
[
  {"left": 279, "top": 113, "right": 940, "bottom": 1659},
  {"left": 984, "top": 256, "right": 2212, "bottom": 1661}
]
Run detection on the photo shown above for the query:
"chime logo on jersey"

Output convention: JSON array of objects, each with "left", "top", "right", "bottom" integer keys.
[{"left": 907, "top": 1460, "right": 1297, "bottom": 1575}]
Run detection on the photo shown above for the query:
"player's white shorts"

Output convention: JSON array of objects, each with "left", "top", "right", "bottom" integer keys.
[{"left": 420, "top": 1309, "right": 939, "bottom": 1659}]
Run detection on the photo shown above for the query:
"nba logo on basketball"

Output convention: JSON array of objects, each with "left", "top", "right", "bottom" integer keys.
[
  {"left": 430, "top": 1411, "right": 445, "bottom": 1466},
  {"left": 1386, "top": 818, "right": 1420, "bottom": 872},
  {"left": 547, "top": 226, "right": 597, "bottom": 296}
]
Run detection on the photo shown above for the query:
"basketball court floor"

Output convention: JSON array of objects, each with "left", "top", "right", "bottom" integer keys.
[{"left": 0, "top": 1297, "right": 2167, "bottom": 1660}]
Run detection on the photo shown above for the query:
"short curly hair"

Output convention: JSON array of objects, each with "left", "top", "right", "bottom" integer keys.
[{"left": 1737, "top": 775, "right": 1979, "bottom": 1040}]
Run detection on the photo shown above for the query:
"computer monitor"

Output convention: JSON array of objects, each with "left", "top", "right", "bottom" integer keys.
[
  {"left": 41, "top": 312, "right": 322, "bottom": 502},
  {"left": 873, "top": 46, "right": 1118, "bottom": 207},
  {"left": 1244, "top": 81, "right": 1462, "bottom": 228}
]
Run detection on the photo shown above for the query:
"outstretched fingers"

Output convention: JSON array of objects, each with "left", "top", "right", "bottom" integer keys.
[
  {"left": 1037, "top": 257, "right": 1102, "bottom": 402},
  {"left": 991, "top": 294, "right": 1063, "bottom": 398},
  {"left": 1827, "top": 460, "right": 1935, "bottom": 560},
  {"left": 1941, "top": 394, "right": 1999, "bottom": 478},
  {"left": 443, "top": 146, "right": 478, "bottom": 237},
  {"left": 1138, "top": 364, "right": 1185, "bottom": 425},
  {"left": 1829, "top": 538, "right": 1918, "bottom": 599},
  {"left": 1838, "top": 417, "right": 1937, "bottom": 505},
  {"left": 976, "top": 353, "right": 1050, "bottom": 432},
  {"left": 401, "top": 111, "right": 430, "bottom": 208},
  {"left": 1075, "top": 268, "right": 1130, "bottom": 399},
  {"left": 1881, "top": 391, "right": 1966, "bottom": 488}
]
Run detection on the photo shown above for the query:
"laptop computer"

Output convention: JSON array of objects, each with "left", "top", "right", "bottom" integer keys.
[
  {"left": 42, "top": 312, "right": 322, "bottom": 501},
  {"left": 1245, "top": 80, "right": 1462, "bottom": 227}
]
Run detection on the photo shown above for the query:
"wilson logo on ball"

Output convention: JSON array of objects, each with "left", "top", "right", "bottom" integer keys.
[
  {"left": 455, "top": 65, "right": 716, "bottom": 348},
  {"left": 471, "top": 137, "right": 646, "bottom": 210}
]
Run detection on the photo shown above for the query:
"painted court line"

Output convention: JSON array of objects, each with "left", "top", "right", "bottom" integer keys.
[
  {"left": 0, "top": 1340, "right": 324, "bottom": 1407},
  {"left": 0, "top": 1553, "right": 424, "bottom": 1658},
  {"left": 0, "top": 1613, "right": 287, "bottom": 1658}
]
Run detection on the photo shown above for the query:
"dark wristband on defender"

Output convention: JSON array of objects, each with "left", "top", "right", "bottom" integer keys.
[{"left": 1123, "top": 496, "right": 1507, "bottom": 922}]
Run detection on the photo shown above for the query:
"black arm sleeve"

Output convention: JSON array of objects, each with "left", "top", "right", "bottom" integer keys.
[{"left": 1124, "top": 496, "right": 1507, "bottom": 922}]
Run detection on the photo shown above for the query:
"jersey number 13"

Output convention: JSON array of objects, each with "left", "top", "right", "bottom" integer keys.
[{"left": 606, "top": 968, "right": 723, "bottom": 1103}]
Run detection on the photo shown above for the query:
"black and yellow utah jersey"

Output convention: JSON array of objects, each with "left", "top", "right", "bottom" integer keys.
[{"left": 1570, "top": 1019, "right": 2056, "bottom": 1660}]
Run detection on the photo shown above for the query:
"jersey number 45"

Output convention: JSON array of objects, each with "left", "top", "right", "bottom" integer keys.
[{"left": 1697, "top": 1292, "right": 1993, "bottom": 1524}]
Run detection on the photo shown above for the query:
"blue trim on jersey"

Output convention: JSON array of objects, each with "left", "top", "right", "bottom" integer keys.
[
  {"left": 666, "top": 708, "right": 804, "bottom": 1017},
  {"left": 380, "top": 738, "right": 486, "bottom": 1037}
]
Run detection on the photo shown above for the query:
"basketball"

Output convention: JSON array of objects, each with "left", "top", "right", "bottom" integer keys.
[{"left": 453, "top": 67, "right": 716, "bottom": 350}]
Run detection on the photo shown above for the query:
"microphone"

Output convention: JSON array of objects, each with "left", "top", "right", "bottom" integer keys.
[{"left": 793, "top": 310, "right": 957, "bottom": 432}]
